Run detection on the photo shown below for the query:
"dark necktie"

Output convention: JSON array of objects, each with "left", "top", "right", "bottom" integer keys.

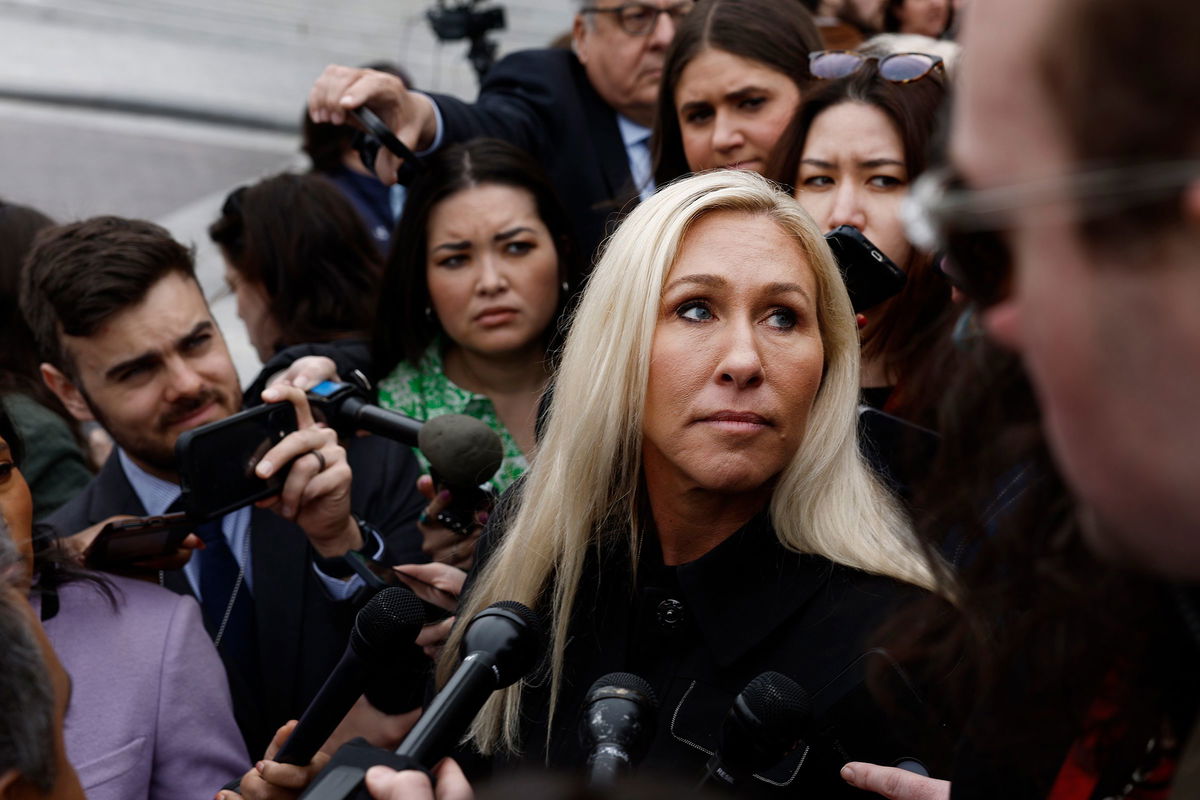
[{"left": 193, "top": 518, "right": 259, "bottom": 682}]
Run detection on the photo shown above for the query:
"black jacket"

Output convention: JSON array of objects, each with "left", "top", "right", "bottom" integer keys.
[
  {"left": 40, "top": 437, "right": 426, "bottom": 757},
  {"left": 471, "top": 510, "right": 941, "bottom": 795},
  {"left": 429, "top": 48, "right": 640, "bottom": 263}
]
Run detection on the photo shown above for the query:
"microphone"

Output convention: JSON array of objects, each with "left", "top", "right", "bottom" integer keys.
[
  {"left": 362, "top": 648, "right": 431, "bottom": 716},
  {"left": 297, "top": 600, "right": 544, "bottom": 800},
  {"left": 396, "top": 600, "right": 543, "bottom": 767},
  {"left": 579, "top": 672, "right": 658, "bottom": 787},
  {"left": 703, "top": 671, "right": 812, "bottom": 788},
  {"left": 274, "top": 587, "right": 426, "bottom": 765},
  {"left": 308, "top": 381, "right": 504, "bottom": 530}
]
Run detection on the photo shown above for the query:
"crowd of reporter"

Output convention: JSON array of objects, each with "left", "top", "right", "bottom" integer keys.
[{"left": 3, "top": 0, "right": 1200, "bottom": 798}]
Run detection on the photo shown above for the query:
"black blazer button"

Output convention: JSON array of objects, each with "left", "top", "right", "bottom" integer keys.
[{"left": 657, "top": 598, "right": 685, "bottom": 629}]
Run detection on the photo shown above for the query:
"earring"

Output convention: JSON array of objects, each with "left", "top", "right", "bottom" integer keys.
[
  {"left": 424, "top": 307, "right": 433, "bottom": 321},
  {"left": 561, "top": 281, "right": 569, "bottom": 293}
]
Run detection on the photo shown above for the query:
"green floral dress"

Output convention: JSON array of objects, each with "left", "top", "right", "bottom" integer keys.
[{"left": 375, "top": 343, "right": 528, "bottom": 492}]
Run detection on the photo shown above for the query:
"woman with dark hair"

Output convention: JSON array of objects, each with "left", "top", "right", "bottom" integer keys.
[
  {"left": 372, "top": 138, "right": 581, "bottom": 493},
  {"left": 209, "top": 172, "right": 384, "bottom": 364},
  {"left": 0, "top": 200, "right": 97, "bottom": 517},
  {"left": 768, "top": 55, "right": 952, "bottom": 424},
  {"left": 651, "top": 0, "right": 822, "bottom": 185},
  {"left": 0, "top": 407, "right": 248, "bottom": 800},
  {"left": 881, "top": 0, "right": 951, "bottom": 38}
]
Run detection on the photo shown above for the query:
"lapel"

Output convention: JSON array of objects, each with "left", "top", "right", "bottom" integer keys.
[
  {"left": 247, "top": 507, "right": 309, "bottom": 717},
  {"left": 87, "top": 453, "right": 148, "bottom": 521},
  {"left": 676, "top": 515, "right": 835, "bottom": 670},
  {"left": 571, "top": 55, "right": 640, "bottom": 218}
]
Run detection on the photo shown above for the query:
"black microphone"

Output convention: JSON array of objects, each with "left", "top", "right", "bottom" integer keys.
[
  {"left": 579, "top": 672, "right": 658, "bottom": 787},
  {"left": 297, "top": 600, "right": 544, "bottom": 800},
  {"left": 274, "top": 587, "right": 426, "bottom": 765},
  {"left": 703, "top": 671, "right": 812, "bottom": 788},
  {"left": 362, "top": 647, "right": 431, "bottom": 716},
  {"left": 396, "top": 600, "right": 543, "bottom": 767}
]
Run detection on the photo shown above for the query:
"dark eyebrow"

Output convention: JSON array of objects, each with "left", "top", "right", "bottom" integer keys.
[
  {"left": 800, "top": 157, "right": 906, "bottom": 170},
  {"left": 494, "top": 227, "right": 535, "bottom": 242},
  {"left": 765, "top": 281, "right": 813, "bottom": 305},
  {"left": 432, "top": 240, "right": 470, "bottom": 253},
  {"left": 104, "top": 320, "right": 213, "bottom": 382},
  {"left": 679, "top": 100, "right": 713, "bottom": 116},
  {"left": 664, "top": 273, "right": 727, "bottom": 292},
  {"left": 800, "top": 158, "right": 835, "bottom": 169},
  {"left": 726, "top": 86, "right": 771, "bottom": 102}
]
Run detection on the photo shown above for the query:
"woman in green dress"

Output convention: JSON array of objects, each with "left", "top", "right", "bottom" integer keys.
[{"left": 372, "top": 139, "right": 582, "bottom": 494}]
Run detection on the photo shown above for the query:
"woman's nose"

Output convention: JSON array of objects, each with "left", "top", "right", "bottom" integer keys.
[
  {"left": 826, "top": 184, "right": 868, "bottom": 231},
  {"left": 712, "top": 113, "right": 746, "bottom": 156},
  {"left": 475, "top": 254, "right": 508, "bottom": 295},
  {"left": 716, "top": 320, "right": 764, "bottom": 389}
]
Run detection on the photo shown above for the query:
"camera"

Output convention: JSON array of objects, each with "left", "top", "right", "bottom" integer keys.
[{"left": 426, "top": 0, "right": 507, "bottom": 83}]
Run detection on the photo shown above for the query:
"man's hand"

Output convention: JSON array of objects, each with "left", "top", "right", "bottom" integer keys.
[
  {"left": 218, "top": 720, "right": 330, "bottom": 800},
  {"left": 255, "top": 385, "right": 359, "bottom": 559},
  {"left": 415, "top": 475, "right": 484, "bottom": 570},
  {"left": 841, "top": 763, "right": 951, "bottom": 800},
  {"left": 364, "top": 759, "right": 473, "bottom": 800},
  {"left": 323, "top": 694, "right": 422, "bottom": 753},
  {"left": 266, "top": 356, "right": 340, "bottom": 392},
  {"left": 307, "top": 65, "right": 439, "bottom": 183}
]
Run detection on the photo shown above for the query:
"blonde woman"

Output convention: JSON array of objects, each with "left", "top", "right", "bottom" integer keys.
[{"left": 443, "top": 170, "right": 943, "bottom": 791}]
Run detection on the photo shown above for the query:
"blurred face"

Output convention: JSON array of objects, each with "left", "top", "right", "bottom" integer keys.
[
  {"left": 675, "top": 49, "right": 802, "bottom": 174},
  {"left": 46, "top": 273, "right": 241, "bottom": 480},
  {"left": 895, "top": 0, "right": 950, "bottom": 36},
  {"left": 425, "top": 184, "right": 561, "bottom": 360},
  {"left": 573, "top": 0, "right": 690, "bottom": 126},
  {"left": 796, "top": 101, "right": 913, "bottom": 266},
  {"left": 224, "top": 264, "right": 281, "bottom": 363},
  {"left": 642, "top": 211, "right": 825, "bottom": 497},
  {"left": 957, "top": 0, "right": 1200, "bottom": 576}
]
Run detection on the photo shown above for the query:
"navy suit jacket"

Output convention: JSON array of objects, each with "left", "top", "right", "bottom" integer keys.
[
  {"left": 41, "top": 434, "right": 425, "bottom": 757},
  {"left": 429, "top": 48, "right": 640, "bottom": 263}
]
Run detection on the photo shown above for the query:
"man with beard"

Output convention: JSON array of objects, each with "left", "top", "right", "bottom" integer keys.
[{"left": 20, "top": 216, "right": 426, "bottom": 757}]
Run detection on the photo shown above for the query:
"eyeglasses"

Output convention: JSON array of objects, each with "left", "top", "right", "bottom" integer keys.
[
  {"left": 808, "top": 51, "right": 945, "bottom": 84},
  {"left": 903, "top": 159, "right": 1200, "bottom": 306},
  {"left": 581, "top": 1, "right": 693, "bottom": 36}
]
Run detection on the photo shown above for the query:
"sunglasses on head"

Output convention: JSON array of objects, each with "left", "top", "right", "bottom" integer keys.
[{"left": 808, "top": 50, "right": 945, "bottom": 84}]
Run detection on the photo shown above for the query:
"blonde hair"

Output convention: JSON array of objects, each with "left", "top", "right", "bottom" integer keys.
[{"left": 439, "top": 169, "right": 938, "bottom": 755}]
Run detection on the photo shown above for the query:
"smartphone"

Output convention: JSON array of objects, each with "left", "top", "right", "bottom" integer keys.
[
  {"left": 343, "top": 551, "right": 453, "bottom": 623},
  {"left": 84, "top": 513, "right": 193, "bottom": 568},
  {"left": 824, "top": 225, "right": 908, "bottom": 313},
  {"left": 175, "top": 402, "right": 298, "bottom": 521}
]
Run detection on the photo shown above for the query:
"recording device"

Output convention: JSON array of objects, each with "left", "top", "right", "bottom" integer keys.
[
  {"left": 308, "top": 381, "right": 504, "bottom": 533},
  {"left": 349, "top": 107, "right": 423, "bottom": 186},
  {"left": 298, "top": 600, "right": 544, "bottom": 799},
  {"left": 342, "top": 550, "right": 453, "bottom": 623},
  {"left": 824, "top": 225, "right": 908, "bottom": 313},
  {"left": 175, "top": 402, "right": 298, "bottom": 521},
  {"left": 579, "top": 672, "right": 659, "bottom": 787},
  {"left": 83, "top": 513, "right": 192, "bottom": 568},
  {"left": 275, "top": 587, "right": 427, "bottom": 766},
  {"left": 702, "top": 672, "right": 812, "bottom": 788},
  {"left": 426, "top": 0, "right": 506, "bottom": 83}
]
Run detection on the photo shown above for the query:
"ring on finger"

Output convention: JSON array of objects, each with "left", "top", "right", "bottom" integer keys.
[{"left": 308, "top": 450, "right": 327, "bottom": 473}]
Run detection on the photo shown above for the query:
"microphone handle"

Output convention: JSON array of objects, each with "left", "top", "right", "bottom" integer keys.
[
  {"left": 275, "top": 646, "right": 365, "bottom": 766},
  {"left": 586, "top": 744, "right": 633, "bottom": 788},
  {"left": 394, "top": 653, "right": 499, "bottom": 768},
  {"left": 340, "top": 396, "right": 422, "bottom": 447}
]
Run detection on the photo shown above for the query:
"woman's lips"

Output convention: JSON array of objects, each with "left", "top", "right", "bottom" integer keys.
[
  {"left": 699, "top": 410, "right": 772, "bottom": 430},
  {"left": 474, "top": 307, "right": 519, "bottom": 327}
]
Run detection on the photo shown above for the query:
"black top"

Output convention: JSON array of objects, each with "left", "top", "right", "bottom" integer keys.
[{"left": 468, "top": 506, "right": 942, "bottom": 795}]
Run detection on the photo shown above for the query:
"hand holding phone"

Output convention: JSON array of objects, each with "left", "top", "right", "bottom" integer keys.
[
  {"left": 79, "top": 513, "right": 203, "bottom": 574},
  {"left": 824, "top": 225, "right": 908, "bottom": 313}
]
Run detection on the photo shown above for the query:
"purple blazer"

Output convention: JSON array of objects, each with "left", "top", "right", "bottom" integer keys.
[{"left": 33, "top": 575, "right": 250, "bottom": 800}]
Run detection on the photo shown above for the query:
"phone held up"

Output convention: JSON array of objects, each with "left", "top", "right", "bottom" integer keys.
[
  {"left": 174, "top": 401, "right": 299, "bottom": 521},
  {"left": 824, "top": 225, "right": 907, "bottom": 313}
]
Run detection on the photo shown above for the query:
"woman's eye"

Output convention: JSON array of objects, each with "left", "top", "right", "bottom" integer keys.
[
  {"left": 0, "top": 462, "right": 14, "bottom": 483},
  {"left": 683, "top": 107, "right": 713, "bottom": 125},
  {"left": 766, "top": 308, "right": 798, "bottom": 329},
  {"left": 739, "top": 96, "right": 767, "bottom": 111},
  {"left": 505, "top": 241, "right": 534, "bottom": 256},
  {"left": 678, "top": 301, "right": 714, "bottom": 322},
  {"left": 437, "top": 254, "right": 468, "bottom": 268},
  {"left": 801, "top": 175, "right": 834, "bottom": 189},
  {"left": 869, "top": 175, "right": 906, "bottom": 189}
]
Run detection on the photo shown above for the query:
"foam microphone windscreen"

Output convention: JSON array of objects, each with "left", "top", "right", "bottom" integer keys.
[
  {"left": 352, "top": 586, "right": 428, "bottom": 661},
  {"left": 417, "top": 413, "right": 504, "bottom": 487}
]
